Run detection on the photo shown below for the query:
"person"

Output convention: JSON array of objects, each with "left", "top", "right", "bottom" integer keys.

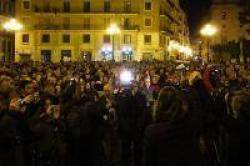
[
  {"left": 224, "top": 91, "right": 250, "bottom": 166},
  {"left": 0, "top": 76, "right": 24, "bottom": 166},
  {"left": 144, "top": 87, "right": 205, "bottom": 166},
  {"left": 116, "top": 83, "right": 147, "bottom": 166}
]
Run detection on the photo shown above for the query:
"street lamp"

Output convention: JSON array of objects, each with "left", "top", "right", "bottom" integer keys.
[
  {"left": 2, "top": 18, "right": 23, "bottom": 62},
  {"left": 200, "top": 24, "right": 217, "bottom": 62},
  {"left": 107, "top": 23, "right": 120, "bottom": 61},
  {"left": 3, "top": 18, "right": 23, "bottom": 31}
]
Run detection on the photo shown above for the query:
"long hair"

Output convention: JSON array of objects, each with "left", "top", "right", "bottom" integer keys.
[{"left": 155, "top": 87, "right": 190, "bottom": 123}]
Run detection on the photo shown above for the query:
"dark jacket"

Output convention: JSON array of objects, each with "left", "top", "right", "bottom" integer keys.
[
  {"left": 0, "top": 110, "right": 22, "bottom": 166},
  {"left": 225, "top": 117, "right": 250, "bottom": 166},
  {"left": 116, "top": 90, "right": 147, "bottom": 138},
  {"left": 145, "top": 119, "right": 204, "bottom": 166}
]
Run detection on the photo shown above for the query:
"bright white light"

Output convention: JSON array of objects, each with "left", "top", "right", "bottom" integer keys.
[
  {"left": 120, "top": 70, "right": 134, "bottom": 84},
  {"left": 107, "top": 24, "right": 120, "bottom": 35},
  {"left": 200, "top": 24, "right": 217, "bottom": 37},
  {"left": 168, "top": 40, "right": 193, "bottom": 56},
  {"left": 101, "top": 45, "right": 112, "bottom": 52},
  {"left": 122, "top": 46, "right": 133, "bottom": 55},
  {"left": 3, "top": 19, "right": 23, "bottom": 31},
  {"left": 122, "top": 46, "right": 132, "bottom": 52}
]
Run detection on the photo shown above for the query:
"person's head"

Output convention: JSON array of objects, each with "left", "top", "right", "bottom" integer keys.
[
  {"left": 231, "top": 91, "right": 250, "bottom": 121},
  {"left": 47, "top": 105, "right": 61, "bottom": 120},
  {"left": 155, "top": 87, "right": 189, "bottom": 123},
  {"left": 188, "top": 71, "right": 202, "bottom": 86},
  {"left": 0, "top": 76, "right": 14, "bottom": 95}
]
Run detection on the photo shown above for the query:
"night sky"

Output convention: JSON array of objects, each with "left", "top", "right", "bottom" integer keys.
[{"left": 180, "top": 0, "right": 212, "bottom": 37}]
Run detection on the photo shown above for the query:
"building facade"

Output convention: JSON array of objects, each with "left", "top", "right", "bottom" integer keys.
[
  {"left": 210, "top": 0, "right": 250, "bottom": 44},
  {"left": 0, "top": 0, "right": 15, "bottom": 61},
  {"left": 210, "top": 0, "right": 250, "bottom": 61},
  {"left": 15, "top": 0, "right": 190, "bottom": 62}
]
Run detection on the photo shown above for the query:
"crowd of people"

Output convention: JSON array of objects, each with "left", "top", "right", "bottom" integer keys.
[{"left": 0, "top": 59, "right": 249, "bottom": 166}]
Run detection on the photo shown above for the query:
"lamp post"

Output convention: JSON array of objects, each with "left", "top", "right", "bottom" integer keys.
[
  {"left": 2, "top": 18, "right": 23, "bottom": 62},
  {"left": 200, "top": 24, "right": 217, "bottom": 62},
  {"left": 107, "top": 24, "right": 120, "bottom": 61}
]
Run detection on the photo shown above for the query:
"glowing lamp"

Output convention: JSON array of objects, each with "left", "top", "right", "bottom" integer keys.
[
  {"left": 120, "top": 70, "right": 134, "bottom": 85},
  {"left": 200, "top": 24, "right": 217, "bottom": 37},
  {"left": 3, "top": 19, "right": 23, "bottom": 31}
]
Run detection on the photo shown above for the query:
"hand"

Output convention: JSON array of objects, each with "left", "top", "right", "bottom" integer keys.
[
  {"left": 103, "top": 115, "right": 108, "bottom": 121},
  {"left": 23, "top": 95, "right": 34, "bottom": 104},
  {"left": 9, "top": 98, "right": 21, "bottom": 111}
]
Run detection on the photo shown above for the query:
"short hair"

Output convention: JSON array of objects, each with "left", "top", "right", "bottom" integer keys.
[
  {"left": 155, "top": 87, "right": 189, "bottom": 123},
  {"left": 231, "top": 91, "right": 250, "bottom": 121}
]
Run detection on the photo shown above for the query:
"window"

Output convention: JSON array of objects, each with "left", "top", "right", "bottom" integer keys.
[
  {"left": 160, "top": 35, "right": 166, "bottom": 46},
  {"left": 63, "top": 0, "right": 70, "bottom": 12},
  {"left": 221, "top": 11, "right": 226, "bottom": 20},
  {"left": 145, "top": 0, "right": 152, "bottom": 10},
  {"left": 43, "top": 2, "right": 51, "bottom": 12},
  {"left": 23, "top": 1, "right": 30, "bottom": 10},
  {"left": 84, "top": 0, "right": 91, "bottom": 12},
  {"left": 124, "top": 18, "right": 131, "bottom": 29},
  {"left": 61, "top": 50, "right": 71, "bottom": 56},
  {"left": 62, "top": 34, "right": 70, "bottom": 43},
  {"left": 22, "top": 34, "right": 29, "bottom": 43},
  {"left": 221, "top": 35, "right": 228, "bottom": 44},
  {"left": 0, "top": 1, "right": 2, "bottom": 13},
  {"left": 63, "top": 17, "right": 70, "bottom": 29},
  {"left": 22, "top": 16, "right": 31, "bottom": 25},
  {"left": 145, "top": 18, "right": 152, "bottom": 27},
  {"left": 103, "top": 35, "right": 111, "bottom": 43},
  {"left": 124, "top": 0, "right": 131, "bottom": 12},
  {"left": 61, "top": 50, "right": 72, "bottom": 61},
  {"left": 42, "top": 34, "right": 50, "bottom": 43},
  {"left": 124, "top": 35, "right": 131, "bottom": 44},
  {"left": 83, "top": 34, "right": 91, "bottom": 43},
  {"left": 104, "top": 0, "right": 110, "bottom": 12},
  {"left": 144, "top": 35, "right": 151, "bottom": 44},
  {"left": 104, "top": 18, "right": 110, "bottom": 28},
  {"left": 41, "top": 50, "right": 51, "bottom": 62},
  {"left": 83, "top": 17, "right": 90, "bottom": 29}
]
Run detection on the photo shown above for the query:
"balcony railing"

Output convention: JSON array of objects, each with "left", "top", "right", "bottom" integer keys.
[
  {"left": 160, "top": 11, "right": 180, "bottom": 26},
  {"left": 123, "top": 25, "right": 140, "bottom": 30},
  {"left": 33, "top": 6, "right": 139, "bottom": 15},
  {"left": 161, "top": 27, "right": 174, "bottom": 35},
  {"left": 34, "top": 24, "right": 140, "bottom": 31}
]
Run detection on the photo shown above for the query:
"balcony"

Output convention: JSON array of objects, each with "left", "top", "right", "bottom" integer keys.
[
  {"left": 123, "top": 25, "right": 140, "bottom": 30},
  {"left": 33, "top": 6, "right": 139, "bottom": 16},
  {"left": 239, "top": 11, "right": 250, "bottom": 24},
  {"left": 166, "top": 0, "right": 181, "bottom": 12},
  {"left": 33, "top": 24, "right": 140, "bottom": 31},
  {"left": 161, "top": 27, "right": 174, "bottom": 36},
  {"left": 160, "top": 11, "right": 180, "bottom": 26},
  {"left": 33, "top": 25, "right": 60, "bottom": 30}
]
